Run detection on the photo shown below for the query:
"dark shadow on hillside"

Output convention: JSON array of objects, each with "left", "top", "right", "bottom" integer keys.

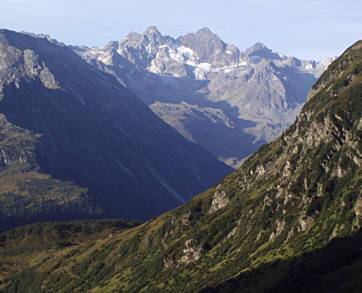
[{"left": 201, "top": 230, "right": 362, "bottom": 293}]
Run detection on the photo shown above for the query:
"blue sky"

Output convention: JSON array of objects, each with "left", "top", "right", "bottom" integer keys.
[{"left": 1, "top": 0, "right": 361, "bottom": 61}]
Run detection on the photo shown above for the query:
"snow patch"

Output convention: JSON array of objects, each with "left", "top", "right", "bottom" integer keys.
[
  {"left": 169, "top": 48, "right": 184, "bottom": 62},
  {"left": 198, "top": 63, "right": 212, "bottom": 69},
  {"left": 186, "top": 60, "right": 197, "bottom": 66},
  {"left": 176, "top": 45, "right": 195, "bottom": 57},
  {"left": 148, "top": 60, "right": 161, "bottom": 74},
  {"left": 97, "top": 54, "right": 112, "bottom": 65}
]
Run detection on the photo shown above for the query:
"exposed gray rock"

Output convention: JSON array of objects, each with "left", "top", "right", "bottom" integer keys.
[
  {"left": 355, "top": 196, "right": 362, "bottom": 215},
  {"left": 179, "top": 239, "right": 203, "bottom": 264},
  {"left": 178, "top": 27, "right": 240, "bottom": 65},
  {"left": 269, "top": 219, "right": 286, "bottom": 240},
  {"left": 298, "top": 215, "right": 314, "bottom": 232},
  {"left": 329, "top": 224, "right": 345, "bottom": 240},
  {"left": 209, "top": 184, "right": 230, "bottom": 213},
  {"left": 23, "top": 49, "right": 60, "bottom": 89}
]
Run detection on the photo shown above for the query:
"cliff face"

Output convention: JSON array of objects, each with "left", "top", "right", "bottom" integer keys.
[
  {"left": 0, "top": 29, "right": 232, "bottom": 230},
  {"left": 0, "top": 41, "right": 360, "bottom": 293}
]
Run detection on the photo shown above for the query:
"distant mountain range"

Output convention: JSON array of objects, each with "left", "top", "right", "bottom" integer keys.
[
  {"left": 73, "top": 26, "right": 334, "bottom": 167},
  {"left": 0, "top": 29, "right": 232, "bottom": 231}
]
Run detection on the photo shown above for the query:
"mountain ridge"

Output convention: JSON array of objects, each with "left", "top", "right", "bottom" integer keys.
[{"left": 74, "top": 26, "right": 334, "bottom": 168}]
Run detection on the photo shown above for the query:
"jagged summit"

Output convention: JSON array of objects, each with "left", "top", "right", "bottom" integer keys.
[
  {"left": 124, "top": 26, "right": 163, "bottom": 41},
  {"left": 195, "top": 27, "right": 214, "bottom": 35},
  {"left": 245, "top": 41, "right": 283, "bottom": 60},
  {"left": 144, "top": 25, "right": 161, "bottom": 36},
  {"left": 178, "top": 27, "right": 229, "bottom": 63},
  {"left": 250, "top": 41, "right": 268, "bottom": 48},
  {"left": 245, "top": 42, "right": 269, "bottom": 54}
]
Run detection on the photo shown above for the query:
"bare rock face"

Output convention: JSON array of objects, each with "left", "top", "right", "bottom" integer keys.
[
  {"left": 209, "top": 185, "right": 230, "bottom": 214},
  {"left": 23, "top": 49, "right": 60, "bottom": 89},
  {"left": 355, "top": 196, "right": 362, "bottom": 217},
  {"left": 355, "top": 196, "right": 362, "bottom": 230},
  {"left": 0, "top": 45, "right": 59, "bottom": 92},
  {"left": 179, "top": 239, "right": 203, "bottom": 264},
  {"left": 269, "top": 219, "right": 286, "bottom": 240},
  {"left": 177, "top": 27, "right": 240, "bottom": 65},
  {"left": 163, "top": 238, "right": 203, "bottom": 268},
  {"left": 298, "top": 216, "right": 314, "bottom": 232}
]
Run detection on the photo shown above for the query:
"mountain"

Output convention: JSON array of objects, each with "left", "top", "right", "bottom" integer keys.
[
  {"left": 74, "top": 26, "right": 333, "bottom": 168},
  {"left": 0, "top": 41, "right": 360, "bottom": 292},
  {"left": 0, "top": 29, "right": 232, "bottom": 231}
]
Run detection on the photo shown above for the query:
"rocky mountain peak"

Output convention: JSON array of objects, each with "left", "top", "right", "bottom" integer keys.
[
  {"left": 144, "top": 25, "right": 162, "bottom": 39},
  {"left": 145, "top": 25, "right": 160, "bottom": 34},
  {"left": 118, "top": 27, "right": 171, "bottom": 67},
  {"left": 248, "top": 41, "right": 268, "bottom": 50},
  {"left": 178, "top": 27, "right": 228, "bottom": 64},
  {"left": 195, "top": 27, "right": 214, "bottom": 35},
  {"left": 245, "top": 42, "right": 283, "bottom": 60}
]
